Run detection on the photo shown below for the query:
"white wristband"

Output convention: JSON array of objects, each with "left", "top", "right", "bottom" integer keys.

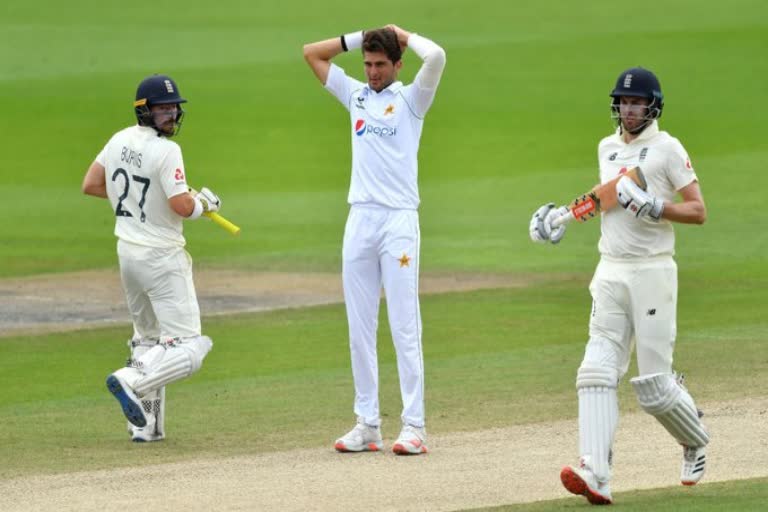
[
  {"left": 341, "top": 30, "right": 363, "bottom": 52},
  {"left": 188, "top": 196, "right": 204, "bottom": 219}
]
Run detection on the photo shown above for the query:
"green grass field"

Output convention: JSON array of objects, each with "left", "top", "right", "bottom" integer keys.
[
  {"left": 477, "top": 477, "right": 768, "bottom": 511},
  {"left": 1, "top": 0, "right": 766, "bottom": 509}
]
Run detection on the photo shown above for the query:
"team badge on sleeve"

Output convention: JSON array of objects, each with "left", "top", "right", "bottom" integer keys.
[
  {"left": 398, "top": 253, "right": 411, "bottom": 267},
  {"left": 174, "top": 168, "right": 186, "bottom": 183}
]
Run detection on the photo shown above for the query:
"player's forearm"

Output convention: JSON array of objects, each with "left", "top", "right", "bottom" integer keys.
[
  {"left": 170, "top": 190, "right": 221, "bottom": 219},
  {"left": 82, "top": 162, "right": 108, "bottom": 198},
  {"left": 409, "top": 34, "right": 446, "bottom": 90},
  {"left": 303, "top": 36, "right": 349, "bottom": 84},
  {"left": 169, "top": 192, "right": 196, "bottom": 218},
  {"left": 661, "top": 199, "right": 707, "bottom": 224},
  {"left": 303, "top": 37, "right": 345, "bottom": 63},
  {"left": 82, "top": 182, "right": 107, "bottom": 198}
]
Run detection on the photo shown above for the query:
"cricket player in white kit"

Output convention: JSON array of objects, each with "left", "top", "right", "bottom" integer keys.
[
  {"left": 530, "top": 67, "right": 709, "bottom": 504},
  {"left": 303, "top": 25, "right": 445, "bottom": 455},
  {"left": 82, "top": 74, "right": 221, "bottom": 442}
]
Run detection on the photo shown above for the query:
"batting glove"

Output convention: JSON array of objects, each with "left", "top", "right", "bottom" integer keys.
[
  {"left": 197, "top": 187, "right": 222, "bottom": 213},
  {"left": 544, "top": 205, "right": 569, "bottom": 244},
  {"left": 529, "top": 203, "right": 568, "bottom": 244},
  {"left": 530, "top": 203, "right": 555, "bottom": 243},
  {"left": 616, "top": 176, "right": 664, "bottom": 221}
]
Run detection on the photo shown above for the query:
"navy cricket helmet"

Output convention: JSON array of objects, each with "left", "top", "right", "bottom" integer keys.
[
  {"left": 610, "top": 67, "right": 664, "bottom": 132},
  {"left": 134, "top": 74, "right": 187, "bottom": 136}
]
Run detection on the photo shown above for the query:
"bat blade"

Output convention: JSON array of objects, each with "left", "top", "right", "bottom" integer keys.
[{"left": 551, "top": 167, "right": 647, "bottom": 227}]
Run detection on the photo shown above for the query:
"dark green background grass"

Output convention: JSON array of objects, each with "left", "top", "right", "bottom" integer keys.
[
  {"left": 1, "top": 0, "right": 766, "bottom": 276},
  {"left": 1, "top": 0, "right": 766, "bottom": 508}
]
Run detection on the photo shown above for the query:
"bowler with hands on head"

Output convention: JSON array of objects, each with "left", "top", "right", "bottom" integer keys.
[{"left": 303, "top": 24, "right": 445, "bottom": 455}]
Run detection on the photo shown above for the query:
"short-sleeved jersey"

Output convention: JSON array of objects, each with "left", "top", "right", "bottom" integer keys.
[
  {"left": 325, "top": 63, "right": 437, "bottom": 209},
  {"left": 598, "top": 121, "right": 698, "bottom": 258},
  {"left": 95, "top": 125, "right": 189, "bottom": 248}
]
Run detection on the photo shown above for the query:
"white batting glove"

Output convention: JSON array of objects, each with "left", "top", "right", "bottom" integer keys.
[
  {"left": 529, "top": 203, "right": 568, "bottom": 244},
  {"left": 197, "top": 187, "right": 222, "bottom": 213},
  {"left": 616, "top": 176, "right": 664, "bottom": 221},
  {"left": 545, "top": 205, "right": 569, "bottom": 244},
  {"left": 530, "top": 203, "right": 554, "bottom": 243}
]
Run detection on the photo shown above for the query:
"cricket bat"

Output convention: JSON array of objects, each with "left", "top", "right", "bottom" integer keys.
[
  {"left": 551, "top": 167, "right": 647, "bottom": 228},
  {"left": 189, "top": 187, "right": 241, "bottom": 236}
]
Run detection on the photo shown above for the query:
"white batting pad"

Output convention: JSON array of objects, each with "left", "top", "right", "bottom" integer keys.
[
  {"left": 155, "top": 386, "right": 165, "bottom": 437},
  {"left": 631, "top": 373, "right": 709, "bottom": 447},
  {"left": 577, "top": 366, "right": 619, "bottom": 483},
  {"left": 130, "top": 387, "right": 165, "bottom": 441},
  {"left": 134, "top": 336, "right": 212, "bottom": 396},
  {"left": 577, "top": 366, "right": 619, "bottom": 388},
  {"left": 129, "top": 338, "right": 165, "bottom": 439}
]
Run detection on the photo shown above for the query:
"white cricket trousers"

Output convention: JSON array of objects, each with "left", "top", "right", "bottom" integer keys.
[
  {"left": 117, "top": 239, "right": 201, "bottom": 339},
  {"left": 342, "top": 204, "right": 424, "bottom": 428},
  {"left": 587, "top": 255, "right": 678, "bottom": 377}
]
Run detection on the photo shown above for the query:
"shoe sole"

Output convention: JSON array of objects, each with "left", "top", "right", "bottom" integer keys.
[
  {"left": 681, "top": 474, "right": 704, "bottom": 486},
  {"left": 334, "top": 441, "right": 383, "bottom": 453},
  {"left": 392, "top": 442, "right": 428, "bottom": 455},
  {"left": 106, "top": 375, "right": 147, "bottom": 428},
  {"left": 560, "top": 466, "right": 612, "bottom": 505}
]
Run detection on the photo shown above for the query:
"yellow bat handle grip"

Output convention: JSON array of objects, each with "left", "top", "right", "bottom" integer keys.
[{"left": 204, "top": 211, "right": 241, "bottom": 236}]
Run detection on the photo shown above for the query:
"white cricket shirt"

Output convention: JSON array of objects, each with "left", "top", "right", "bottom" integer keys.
[
  {"left": 95, "top": 125, "right": 190, "bottom": 248},
  {"left": 324, "top": 38, "right": 443, "bottom": 210},
  {"left": 598, "top": 121, "right": 698, "bottom": 258}
]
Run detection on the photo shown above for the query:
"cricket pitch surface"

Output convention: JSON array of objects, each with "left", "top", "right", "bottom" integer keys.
[{"left": 1, "top": 269, "right": 765, "bottom": 511}]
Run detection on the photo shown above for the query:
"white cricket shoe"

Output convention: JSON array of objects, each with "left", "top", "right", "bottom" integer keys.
[
  {"left": 131, "top": 424, "right": 165, "bottom": 442},
  {"left": 681, "top": 445, "right": 706, "bottom": 485},
  {"left": 106, "top": 368, "right": 146, "bottom": 428},
  {"left": 129, "top": 412, "right": 164, "bottom": 442},
  {"left": 392, "top": 424, "right": 428, "bottom": 455},
  {"left": 560, "top": 464, "right": 613, "bottom": 505},
  {"left": 125, "top": 395, "right": 164, "bottom": 442},
  {"left": 334, "top": 420, "right": 383, "bottom": 452}
]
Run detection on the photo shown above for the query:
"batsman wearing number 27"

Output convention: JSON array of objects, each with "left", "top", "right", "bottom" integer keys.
[
  {"left": 530, "top": 67, "right": 709, "bottom": 505},
  {"left": 82, "top": 74, "right": 222, "bottom": 442}
]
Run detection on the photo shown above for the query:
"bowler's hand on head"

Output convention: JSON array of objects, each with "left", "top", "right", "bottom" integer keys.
[{"left": 385, "top": 24, "right": 410, "bottom": 51}]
